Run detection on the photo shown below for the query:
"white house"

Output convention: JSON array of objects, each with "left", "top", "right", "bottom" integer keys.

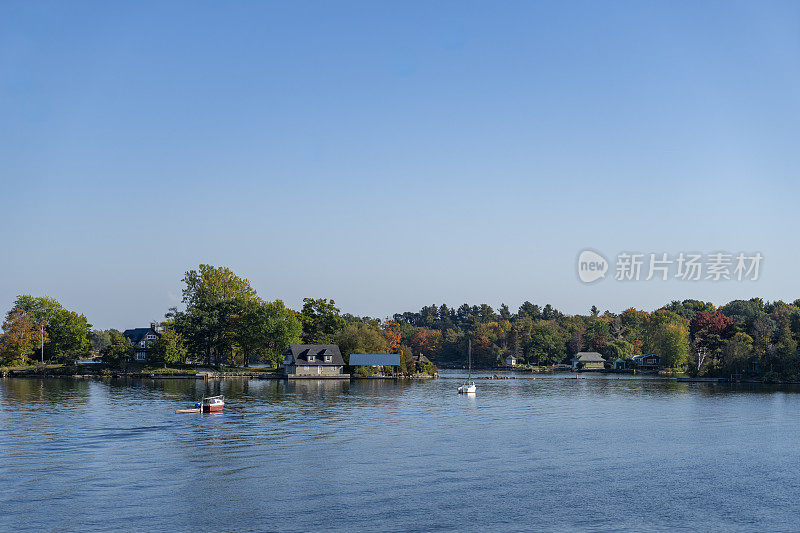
[{"left": 505, "top": 354, "right": 518, "bottom": 366}]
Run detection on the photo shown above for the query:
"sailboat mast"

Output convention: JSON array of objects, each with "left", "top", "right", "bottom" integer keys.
[{"left": 468, "top": 339, "right": 472, "bottom": 379}]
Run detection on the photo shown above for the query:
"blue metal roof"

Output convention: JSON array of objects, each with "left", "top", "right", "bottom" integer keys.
[{"left": 349, "top": 354, "right": 401, "bottom": 366}]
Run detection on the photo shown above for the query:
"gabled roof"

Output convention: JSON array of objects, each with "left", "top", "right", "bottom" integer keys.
[
  {"left": 632, "top": 353, "right": 660, "bottom": 361},
  {"left": 412, "top": 353, "right": 431, "bottom": 364},
  {"left": 283, "top": 344, "right": 345, "bottom": 366},
  {"left": 571, "top": 351, "right": 606, "bottom": 362},
  {"left": 122, "top": 326, "right": 159, "bottom": 344},
  {"left": 349, "top": 353, "right": 400, "bottom": 366}
]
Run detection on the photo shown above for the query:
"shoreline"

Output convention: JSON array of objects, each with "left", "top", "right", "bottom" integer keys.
[{"left": 0, "top": 368, "right": 438, "bottom": 381}]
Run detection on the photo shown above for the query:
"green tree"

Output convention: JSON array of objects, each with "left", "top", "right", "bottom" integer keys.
[
  {"left": 606, "top": 339, "right": 634, "bottom": 360},
  {"left": 527, "top": 320, "right": 566, "bottom": 365},
  {"left": 101, "top": 331, "right": 134, "bottom": 367},
  {"left": 300, "top": 298, "right": 346, "bottom": 343},
  {"left": 90, "top": 330, "right": 113, "bottom": 355},
  {"left": 773, "top": 306, "right": 799, "bottom": 376},
  {"left": 237, "top": 299, "right": 302, "bottom": 367},
  {"left": 12, "top": 295, "right": 91, "bottom": 362},
  {"left": 150, "top": 325, "right": 188, "bottom": 366},
  {"left": 722, "top": 332, "right": 753, "bottom": 376},
  {"left": 659, "top": 322, "right": 690, "bottom": 369},
  {"left": 175, "top": 265, "right": 260, "bottom": 366},
  {"left": 335, "top": 322, "right": 388, "bottom": 364}
]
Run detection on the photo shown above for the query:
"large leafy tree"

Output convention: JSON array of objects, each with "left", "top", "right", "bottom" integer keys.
[
  {"left": 659, "top": 323, "right": 690, "bottom": 369},
  {"left": 527, "top": 320, "right": 566, "bottom": 365},
  {"left": 722, "top": 332, "right": 753, "bottom": 376},
  {"left": 300, "top": 298, "right": 346, "bottom": 344},
  {"left": 0, "top": 310, "right": 41, "bottom": 366},
  {"left": 237, "top": 299, "right": 301, "bottom": 366},
  {"left": 11, "top": 295, "right": 91, "bottom": 362},
  {"left": 335, "top": 322, "right": 388, "bottom": 364},
  {"left": 174, "top": 265, "right": 260, "bottom": 366},
  {"left": 645, "top": 310, "right": 690, "bottom": 368},
  {"left": 382, "top": 319, "right": 401, "bottom": 354},
  {"left": 101, "top": 331, "right": 133, "bottom": 367},
  {"left": 150, "top": 324, "right": 188, "bottom": 366}
]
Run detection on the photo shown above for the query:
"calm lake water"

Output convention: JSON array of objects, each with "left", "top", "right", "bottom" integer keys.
[{"left": 2, "top": 371, "right": 800, "bottom": 532}]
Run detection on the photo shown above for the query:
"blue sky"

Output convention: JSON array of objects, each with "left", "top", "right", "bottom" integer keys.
[{"left": 2, "top": 1, "right": 799, "bottom": 329}]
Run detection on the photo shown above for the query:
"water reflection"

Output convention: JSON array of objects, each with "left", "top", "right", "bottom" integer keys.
[{"left": 3, "top": 372, "right": 800, "bottom": 532}]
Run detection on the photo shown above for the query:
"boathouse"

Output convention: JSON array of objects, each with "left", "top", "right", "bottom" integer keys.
[
  {"left": 505, "top": 354, "right": 518, "bottom": 366},
  {"left": 348, "top": 353, "right": 401, "bottom": 374},
  {"left": 570, "top": 351, "right": 606, "bottom": 370},
  {"left": 122, "top": 323, "right": 161, "bottom": 362},
  {"left": 282, "top": 344, "right": 348, "bottom": 378}
]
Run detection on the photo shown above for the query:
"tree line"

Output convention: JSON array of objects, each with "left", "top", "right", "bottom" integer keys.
[{"left": 2, "top": 264, "right": 799, "bottom": 380}]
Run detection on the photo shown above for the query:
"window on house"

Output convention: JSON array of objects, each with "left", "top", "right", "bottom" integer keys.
[
  {"left": 324, "top": 355, "right": 332, "bottom": 362},
  {"left": 308, "top": 355, "right": 315, "bottom": 362}
]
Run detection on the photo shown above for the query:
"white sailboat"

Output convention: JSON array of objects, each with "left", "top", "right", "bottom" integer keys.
[{"left": 458, "top": 339, "right": 476, "bottom": 394}]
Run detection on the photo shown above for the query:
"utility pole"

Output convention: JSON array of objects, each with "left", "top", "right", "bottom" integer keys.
[{"left": 41, "top": 324, "right": 44, "bottom": 364}]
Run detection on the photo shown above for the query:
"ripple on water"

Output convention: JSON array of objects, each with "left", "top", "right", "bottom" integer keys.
[{"left": 2, "top": 373, "right": 800, "bottom": 532}]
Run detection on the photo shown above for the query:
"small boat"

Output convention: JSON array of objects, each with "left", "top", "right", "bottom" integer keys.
[
  {"left": 175, "top": 395, "right": 224, "bottom": 414},
  {"left": 202, "top": 395, "right": 224, "bottom": 412},
  {"left": 458, "top": 340, "right": 476, "bottom": 394}
]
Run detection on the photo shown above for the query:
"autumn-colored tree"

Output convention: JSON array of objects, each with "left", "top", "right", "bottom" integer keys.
[
  {"left": 691, "top": 311, "right": 733, "bottom": 338},
  {"left": 410, "top": 328, "right": 441, "bottom": 359},
  {"left": 0, "top": 310, "right": 41, "bottom": 366},
  {"left": 382, "top": 318, "right": 401, "bottom": 354}
]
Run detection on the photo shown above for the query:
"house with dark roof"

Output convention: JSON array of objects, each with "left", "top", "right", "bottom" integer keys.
[
  {"left": 122, "top": 323, "right": 161, "bottom": 362},
  {"left": 411, "top": 353, "right": 436, "bottom": 374},
  {"left": 282, "top": 344, "right": 348, "bottom": 378},
  {"left": 412, "top": 353, "right": 432, "bottom": 366},
  {"left": 570, "top": 351, "right": 606, "bottom": 370},
  {"left": 631, "top": 353, "right": 660, "bottom": 369}
]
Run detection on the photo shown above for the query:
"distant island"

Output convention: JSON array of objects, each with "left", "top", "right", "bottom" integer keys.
[{"left": 2, "top": 264, "right": 799, "bottom": 383}]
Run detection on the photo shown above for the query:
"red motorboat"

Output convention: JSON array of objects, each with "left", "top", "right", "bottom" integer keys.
[
  {"left": 175, "top": 395, "right": 224, "bottom": 414},
  {"left": 202, "top": 395, "right": 224, "bottom": 413}
]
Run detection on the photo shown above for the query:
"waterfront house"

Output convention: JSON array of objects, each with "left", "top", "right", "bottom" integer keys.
[
  {"left": 412, "top": 353, "right": 434, "bottom": 373},
  {"left": 570, "top": 352, "right": 606, "bottom": 370},
  {"left": 613, "top": 358, "right": 627, "bottom": 370},
  {"left": 505, "top": 354, "right": 518, "bottom": 366},
  {"left": 122, "top": 323, "right": 161, "bottom": 362},
  {"left": 631, "top": 353, "right": 660, "bottom": 369},
  {"left": 282, "top": 344, "right": 347, "bottom": 378},
  {"left": 412, "top": 353, "right": 432, "bottom": 365}
]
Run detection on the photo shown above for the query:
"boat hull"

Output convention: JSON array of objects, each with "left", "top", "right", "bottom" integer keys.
[{"left": 202, "top": 404, "right": 224, "bottom": 413}]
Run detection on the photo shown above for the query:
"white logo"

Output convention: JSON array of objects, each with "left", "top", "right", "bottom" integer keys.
[{"left": 577, "top": 250, "right": 608, "bottom": 283}]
